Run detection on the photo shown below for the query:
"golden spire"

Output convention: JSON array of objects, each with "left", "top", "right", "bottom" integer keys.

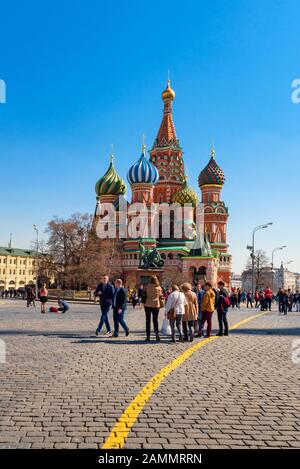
[
  {"left": 162, "top": 79, "right": 175, "bottom": 101},
  {"left": 141, "top": 133, "right": 146, "bottom": 153},
  {"left": 210, "top": 147, "right": 215, "bottom": 159},
  {"left": 109, "top": 144, "right": 114, "bottom": 163}
]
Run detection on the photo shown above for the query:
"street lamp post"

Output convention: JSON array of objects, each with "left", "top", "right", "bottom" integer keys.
[
  {"left": 33, "top": 224, "right": 39, "bottom": 299},
  {"left": 271, "top": 245, "right": 287, "bottom": 292},
  {"left": 248, "top": 223, "right": 273, "bottom": 297}
]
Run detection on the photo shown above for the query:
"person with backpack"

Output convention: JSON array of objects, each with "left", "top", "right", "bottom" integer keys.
[{"left": 216, "top": 281, "right": 230, "bottom": 336}]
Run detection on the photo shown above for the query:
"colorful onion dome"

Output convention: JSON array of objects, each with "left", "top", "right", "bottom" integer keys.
[
  {"left": 172, "top": 177, "right": 199, "bottom": 207},
  {"left": 127, "top": 145, "right": 159, "bottom": 185},
  {"left": 95, "top": 155, "right": 126, "bottom": 197},
  {"left": 198, "top": 149, "right": 225, "bottom": 187},
  {"left": 161, "top": 79, "right": 175, "bottom": 101}
]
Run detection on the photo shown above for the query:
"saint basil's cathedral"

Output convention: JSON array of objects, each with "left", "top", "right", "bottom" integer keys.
[{"left": 94, "top": 81, "right": 232, "bottom": 288}]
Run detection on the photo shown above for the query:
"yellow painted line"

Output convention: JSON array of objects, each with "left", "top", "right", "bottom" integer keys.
[{"left": 102, "top": 311, "right": 268, "bottom": 449}]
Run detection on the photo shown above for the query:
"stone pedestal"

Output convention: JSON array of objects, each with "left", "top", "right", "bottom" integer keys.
[{"left": 136, "top": 268, "right": 164, "bottom": 286}]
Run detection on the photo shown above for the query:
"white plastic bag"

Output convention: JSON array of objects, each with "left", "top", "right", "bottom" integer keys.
[{"left": 161, "top": 318, "right": 171, "bottom": 336}]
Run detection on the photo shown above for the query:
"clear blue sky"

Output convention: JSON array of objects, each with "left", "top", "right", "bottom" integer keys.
[{"left": 0, "top": 0, "right": 299, "bottom": 274}]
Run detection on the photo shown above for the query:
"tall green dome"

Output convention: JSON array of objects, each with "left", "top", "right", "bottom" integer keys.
[
  {"left": 95, "top": 155, "right": 126, "bottom": 197},
  {"left": 172, "top": 177, "right": 199, "bottom": 207}
]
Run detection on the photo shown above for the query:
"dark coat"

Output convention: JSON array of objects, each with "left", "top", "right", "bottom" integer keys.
[
  {"left": 95, "top": 282, "right": 114, "bottom": 307},
  {"left": 113, "top": 287, "right": 127, "bottom": 311}
]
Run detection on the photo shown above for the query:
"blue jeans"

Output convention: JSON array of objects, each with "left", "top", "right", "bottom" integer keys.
[
  {"left": 217, "top": 309, "right": 228, "bottom": 334},
  {"left": 113, "top": 309, "right": 129, "bottom": 336},
  {"left": 97, "top": 304, "right": 111, "bottom": 332}
]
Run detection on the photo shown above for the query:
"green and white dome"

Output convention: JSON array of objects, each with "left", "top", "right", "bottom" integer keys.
[{"left": 95, "top": 155, "right": 126, "bottom": 197}]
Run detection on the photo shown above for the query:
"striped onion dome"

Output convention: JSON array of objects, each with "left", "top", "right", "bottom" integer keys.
[
  {"left": 172, "top": 177, "right": 199, "bottom": 207},
  {"left": 198, "top": 149, "right": 225, "bottom": 187},
  {"left": 95, "top": 155, "right": 126, "bottom": 197},
  {"left": 127, "top": 145, "right": 159, "bottom": 185}
]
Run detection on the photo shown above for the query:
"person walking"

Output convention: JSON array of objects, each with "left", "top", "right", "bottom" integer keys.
[
  {"left": 165, "top": 284, "right": 186, "bottom": 343},
  {"left": 246, "top": 290, "right": 253, "bottom": 308},
  {"left": 216, "top": 281, "right": 230, "bottom": 336},
  {"left": 94, "top": 275, "right": 114, "bottom": 337},
  {"left": 26, "top": 285, "right": 36, "bottom": 307},
  {"left": 111, "top": 279, "right": 129, "bottom": 338},
  {"left": 39, "top": 283, "right": 48, "bottom": 314},
  {"left": 264, "top": 286, "right": 273, "bottom": 311},
  {"left": 254, "top": 289, "right": 260, "bottom": 308},
  {"left": 144, "top": 276, "right": 163, "bottom": 342},
  {"left": 200, "top": 282, "right": 216, "bottom": 338},
  {"left": 181, "top": 283, "right": 198, "bottom": 342}
]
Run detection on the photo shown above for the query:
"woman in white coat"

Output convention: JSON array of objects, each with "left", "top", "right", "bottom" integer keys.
[{"left": 165, "top": 284, "right": 187, "bottom": 342}]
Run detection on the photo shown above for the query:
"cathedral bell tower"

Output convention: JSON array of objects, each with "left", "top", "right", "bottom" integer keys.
[{"left": 150, "top": 80, "right": 185, "bottom": 203}]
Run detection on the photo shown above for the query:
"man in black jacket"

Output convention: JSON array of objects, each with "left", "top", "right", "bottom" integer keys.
[
  {"left": 94, "top": 275, "right": 114, "bottom": 336},
  {"left": 111, "top": 279, "right": 129, "bottom": 338},
  {"left": 216, "top": 281, "right": 230, "bottom": 336}
]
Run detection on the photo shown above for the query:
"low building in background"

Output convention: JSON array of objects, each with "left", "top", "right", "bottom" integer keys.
[
  {"left": 231, "top": 273, "right": 242, "bottom": 289},
  {"left": 242, "top": 263, "right": 298, "bottom": 292},
  {"left": 0, "top": 246, "right": 37, "bottom": 291}
]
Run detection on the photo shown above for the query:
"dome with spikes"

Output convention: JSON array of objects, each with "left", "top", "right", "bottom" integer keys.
[
  {"left": 172, "top": 178, "right": 199, "bottom": 207},
  {"left": 198, "top": 149, "right": 225, "bottom": 187},
  {"left": 127, "top": 146, "right": 159, "bottom": 185},
  {"left": 95, "top": 156, "right": 126, "bottom": 197}
]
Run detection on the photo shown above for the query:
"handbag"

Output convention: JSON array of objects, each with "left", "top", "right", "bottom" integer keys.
[
  {"left": 159, "top": 296, "right": 165, "bottom": 308},
  {"left": 167, "top": 292, "right": 180, "bottom": 320}
]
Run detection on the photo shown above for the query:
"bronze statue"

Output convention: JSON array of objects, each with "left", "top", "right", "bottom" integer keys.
[{"left": 139, "top": 241, "right": 164, "bottom": 269}]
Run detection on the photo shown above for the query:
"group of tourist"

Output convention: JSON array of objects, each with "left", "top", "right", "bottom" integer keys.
[
  {"left": 1, "top": 288, "right": 21, "bottom": 299},
  {"left": 228, "top": 287, "right": 300, "bottom": 313},
  {"left": 93, "top": 274, "right": 231, "bottom": 342}
]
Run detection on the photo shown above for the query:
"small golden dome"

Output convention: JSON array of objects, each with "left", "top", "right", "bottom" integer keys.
[{"left": 162, "top": 79, "right": 175, "bottom": 101}]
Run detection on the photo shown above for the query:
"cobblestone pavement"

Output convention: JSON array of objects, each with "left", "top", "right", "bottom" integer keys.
[{"left": 0, "top": 300, "right": 299, "bottom": 449}]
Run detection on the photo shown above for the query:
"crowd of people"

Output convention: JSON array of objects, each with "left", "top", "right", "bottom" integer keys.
[
  {"left": 1, "top": 288, "right": 24, "bottom": 299},
  {"left": 3, "top": 278, "right": 299, "bottom": 342},
  {"left": 93, "top": 275, "right": 231, "bottom": 342},
  {"left": 229, "top": 286, "right": 300, "bottom": 313}
]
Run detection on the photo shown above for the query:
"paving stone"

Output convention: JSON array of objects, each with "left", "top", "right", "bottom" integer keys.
[{"left": 1, "top": 303, "right": 300, "bottom": 449}]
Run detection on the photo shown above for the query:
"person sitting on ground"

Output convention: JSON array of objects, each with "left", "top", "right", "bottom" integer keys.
[{"left": 57, "top": 297, "right": 70, "bottom": 313}]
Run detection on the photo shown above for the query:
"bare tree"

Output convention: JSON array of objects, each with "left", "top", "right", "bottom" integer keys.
[
  {"left": 45, "top": 213, "right": 122, "bottom": 289},
  {"left": 246, "top": 249, "right": 270, "bottom": 288}
]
